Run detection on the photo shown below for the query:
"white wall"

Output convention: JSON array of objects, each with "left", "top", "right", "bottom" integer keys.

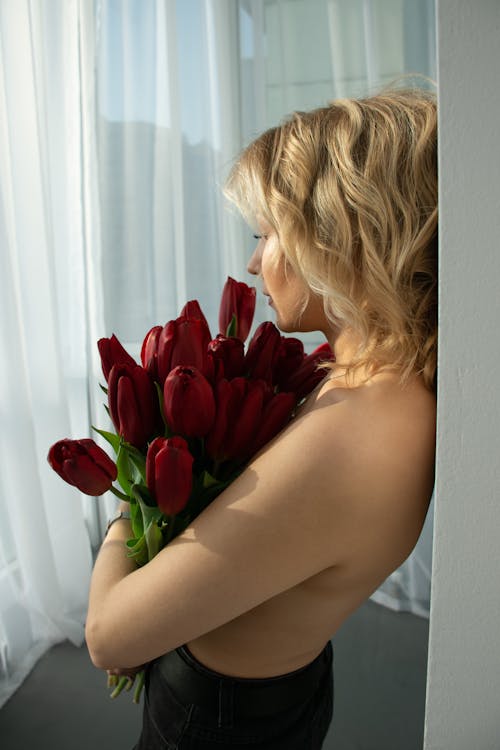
[{"left": 424, "top": 1, "right": 500, "bottom": 748}]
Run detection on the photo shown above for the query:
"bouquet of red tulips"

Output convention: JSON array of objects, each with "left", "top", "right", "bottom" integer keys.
[{"left": 48, "top": 277, "right": 333, "bottom": 701}]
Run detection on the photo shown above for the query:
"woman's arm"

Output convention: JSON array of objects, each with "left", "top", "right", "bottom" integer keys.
[
  {"left": 86, "top": 406, "right": 338, "bottom": 669},
  {"left": 88, "top": 509, "right": 135, "bottom": 611}
]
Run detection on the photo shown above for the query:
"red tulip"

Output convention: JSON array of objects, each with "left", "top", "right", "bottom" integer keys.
[
  {"left": 252, "top": 392, "right": 297, "bottom": 454},
  {"left": 273, "top": 337, "right": 305, "bottom": 389},
  {"left": 179, "top": 299, "right": 211, "bottom": 334},
  {"left": 244, "top": 322, "right": 282, "bottom": 383},
  {"left": 156, "top": 317, "right": 213, "bottom": 384},
  {"left": 218, "top": 277, "right": 256, "bottom": 342},
  {"left": 227, "top": 378, "right": 266, "bottom": 459},
  {"left": 141, "top": 325, "right": 162, "bottom": 380},
  {"left": 146, "top": 436, "right": 193, "bottom": 515},
  {"left": 205, "top": 378, "right": 268, "bottom": 461},
  {"left": 163, "top": 366, "right": 216, "bottom": 437},
  {"left": 48, "top": 438, "right": 117, "bottom": 496},
  {"left": 108, "top": 364, "right": 159, "bottom": 449},
  {"left": 279, "top": 342, "right": 334, "bottom": 400},
  {"left": 205, "top": 378, "right": 235, "bottom": 460},
  {"left": 208, "top": 335, "right": 245, "bottom": 380},
  {"left": 97, "top": 334, "right": 136, "bottom": 382}
]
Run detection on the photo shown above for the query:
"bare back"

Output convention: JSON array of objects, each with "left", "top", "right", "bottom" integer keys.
[{"left": 187, "top": 372, "right": 436, "bottom": 677}]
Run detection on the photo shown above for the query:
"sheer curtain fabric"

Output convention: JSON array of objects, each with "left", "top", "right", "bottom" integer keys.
[{"left": 0, "top": 0, "right": 93, "bottom": 708}]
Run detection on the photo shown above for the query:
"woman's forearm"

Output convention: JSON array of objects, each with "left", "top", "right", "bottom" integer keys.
[{"left": 86, "top": 513, "right": 136, "bottom": 666}]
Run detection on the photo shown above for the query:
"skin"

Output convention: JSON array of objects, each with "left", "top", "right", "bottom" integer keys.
[
  {"left": 250, "top": 222, "right": 327, "bottom": 335},
  {"left": 86, "top": 227, "right": 436, "bottom": 679}
]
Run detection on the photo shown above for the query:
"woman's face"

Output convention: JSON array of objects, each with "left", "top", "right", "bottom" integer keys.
[{"left": 247, "top": 221, "right": 326, "bottom": 334}]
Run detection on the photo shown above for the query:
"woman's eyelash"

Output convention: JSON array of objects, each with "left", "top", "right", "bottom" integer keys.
[{"left": 253, "top": 233, "right": 268, "bottom": 240}]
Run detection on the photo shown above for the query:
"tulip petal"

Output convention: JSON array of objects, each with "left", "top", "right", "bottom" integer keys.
[
  {"left": 226, "top": 380, "right": 265, "bottom": 459},
  {"left": 252, "top": 392, "right": 296, "bottom": 454},
  {"left": 163, "top": 366, "right": 216, "bottom": 438},
  {"left": 154, "top": 438, "right": 193, "bottom": 515},
  {"left": 62, "top": 453, "right": 114, "bottom": 495},
  {"left": 117, "top": 376, "right": 144, "bottom": 448},
  {"left": 170, "top": 319, "right": 212, "bottom": 377},
  {"left": 179, "top": 300, "right": 211, "bottom": 338},
  {"left": 205, "top": 378, "right": 232, "bottom": 460},
  {"left": 98, "top": 334, "right": 136, "bottom": 381},
  {"left": 77, "top": 438, "right": 118, "bottom": 481},
  {"left": 245, "top": 322, "right": 281, "bottom": 382},
  {"left": 141, "top": 325, "right": 162, "bottom": 379},
  {"left": 280, "top": 342, "right": 334, "bottom": 400},
  {"left": 218, "top": 277, "right": 256, "bottom": 343},
  {"left": 208, "top": 336, "right": 245, "bottom": 380},
  {"left": 146, "top": 437, "right": 168, "bottom": 496},
  {"left": 157, "top": 321, "right": 176, "bottom": 384}
]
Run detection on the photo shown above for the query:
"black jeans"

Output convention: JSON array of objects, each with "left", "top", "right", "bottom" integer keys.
[{"left": 133, "top": 641, "right": 333, "bottom": 749}]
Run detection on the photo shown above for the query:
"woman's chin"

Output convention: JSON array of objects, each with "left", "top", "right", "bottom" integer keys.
[{"left": 273, "top": 315, "right": 297, "bottom": 333}]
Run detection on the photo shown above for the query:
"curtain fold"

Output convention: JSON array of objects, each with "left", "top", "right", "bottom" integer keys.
[
  {"left": 93, "top": 0, "right": 248, "bottom": 341},
  {"left": 0, "top": 0, "right": 93, "bottom": 708}
]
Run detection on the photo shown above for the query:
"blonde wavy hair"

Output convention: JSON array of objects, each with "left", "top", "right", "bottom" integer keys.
[{"left": 225, "top": 88, "right": 438, "bottom": 390}]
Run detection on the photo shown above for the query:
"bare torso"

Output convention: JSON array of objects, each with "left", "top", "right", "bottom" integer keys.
[{"left": 188, "top": 371, "right": 435, "bottom": 677}]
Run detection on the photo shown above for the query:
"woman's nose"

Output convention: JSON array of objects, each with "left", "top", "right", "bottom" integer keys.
[{"left": 247, "top": 244, "right": 262, "bottom": 276}]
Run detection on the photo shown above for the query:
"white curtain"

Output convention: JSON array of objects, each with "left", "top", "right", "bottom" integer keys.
[
  {"left": 0, "top": 0, "right": 435, "bottom": 708},
  {"left": 94, "top": 0, "right": 246, "bottom": 345},
  {"left": 0, "top": 0, "right": 93, "bottom": 708}
]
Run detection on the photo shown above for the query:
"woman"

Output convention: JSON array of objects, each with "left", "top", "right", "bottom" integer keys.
[{"left": 86, "top": 87, "right": 437, "bottom": 749}]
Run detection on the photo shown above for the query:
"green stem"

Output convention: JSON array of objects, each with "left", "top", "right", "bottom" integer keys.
[
  {"left": 109, "top": 486, "right": 130, "bottom": 501},
  {"left": 110, "top": 675, "right": 129, "bottom": 699},
  {"left": 133, "top": 670, "right": 145, "bottom": 704},
  {"left": 107, "top": 673, "right": 118, "bottom": 689}
]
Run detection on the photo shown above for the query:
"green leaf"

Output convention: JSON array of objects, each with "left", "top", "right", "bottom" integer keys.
[
  {"left": 125, "top": 535, "right": 149, "bottom": 566},
  {"left": 145, "top": 521, "right": 163, "bottom": 560},
  {"left": 225, "top": 313, "right": 237, "bottom": 338},
  {"left": 126, "top": 447, "right": 147, "bottom": 484},
  {"left": 99, "top": 383, "right": 108, "bottom": 396},
  {"left": 125, "top": 536, "right": 144, "bottom": 553},
  {"left": 133, "top": 486, "right": 163, "bottom": 525},
  {"left": 129, "top": 498, "right": 144, "bottom": 538},
  {"left": 116, "top": 444, "right": 134, "bottom": 495},
  {"left": 202, "top": 470, "right": 219, "bottom": 489},
  {"left": 129, "top": 484, "right": 164, "bottom": 556},
  {"left": 92, "top": 426, "right": 121, "bottom": 454}
]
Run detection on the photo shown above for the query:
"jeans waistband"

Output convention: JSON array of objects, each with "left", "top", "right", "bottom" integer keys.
[{"left": 155, "top": 641, "right": 333, "bottom": 720}]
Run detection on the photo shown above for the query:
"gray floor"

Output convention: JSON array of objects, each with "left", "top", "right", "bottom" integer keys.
[{"left": 0, "top": 600, "right": 428, "bottom": 750}]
